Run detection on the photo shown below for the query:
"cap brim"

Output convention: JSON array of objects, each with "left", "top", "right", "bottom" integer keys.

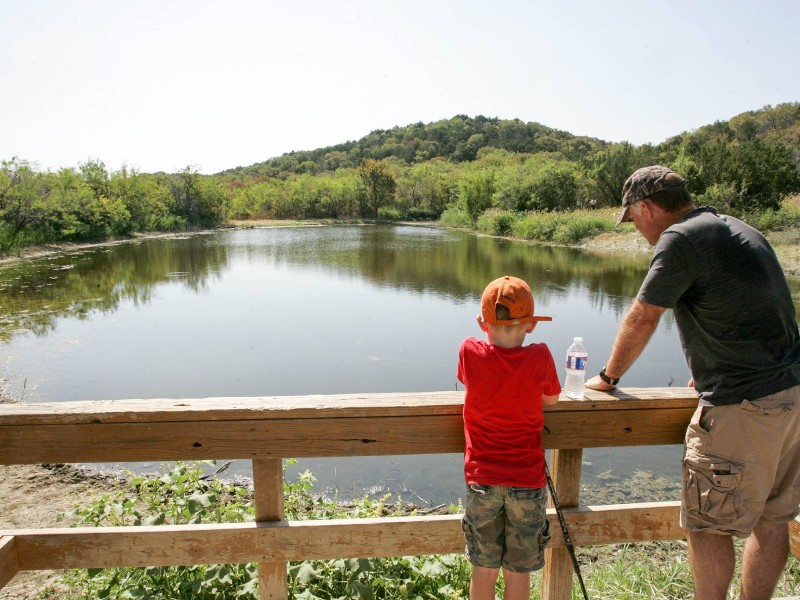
[{"left": 615, "top": 205, "right": 632, "bottom": 227}]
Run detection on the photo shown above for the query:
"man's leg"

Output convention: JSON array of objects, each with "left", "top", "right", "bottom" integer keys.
[
  {"left": 739, "top": 522, "right": 789, "bottom": 600},
  {"left": 501, "top": 568, "right": 530, "bottom": 600},
  {"left": 687, "top": 530, "right": 735, "bottom": 600},
  {"left": 470, "top": 565, "right": 500, "bottom": 600}
]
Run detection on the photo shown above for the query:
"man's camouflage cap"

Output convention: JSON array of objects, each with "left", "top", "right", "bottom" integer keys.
[{"left": 616, "top": 165, "right": 687, "bottom": 226}]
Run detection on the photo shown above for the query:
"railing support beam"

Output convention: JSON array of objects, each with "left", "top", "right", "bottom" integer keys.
[
  {"left": 542, "top": 448, "right": 583, "bottom": 600},
  {"left": 0, "top": 536, "right": 20, "bottom": 590},
  {"left": 253, "top": 459, "right": 286, "bottom": 600}
]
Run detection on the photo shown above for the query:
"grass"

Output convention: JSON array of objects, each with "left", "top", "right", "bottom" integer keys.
[
  {"left": 472, "top": 208, "right": 614, "bottom": 244},
  {"left": 50, "top": 461, "right": 800, "bottom": 599}
]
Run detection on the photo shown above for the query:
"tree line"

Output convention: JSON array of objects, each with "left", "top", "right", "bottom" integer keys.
[
  {"left": 0, "top": 161, "right": 228, "bottom": 251},
  {"left": 2, "top": 103, "right": 799, "bottom": 252}
]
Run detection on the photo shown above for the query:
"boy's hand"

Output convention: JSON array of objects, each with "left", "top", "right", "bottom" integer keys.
[{"left": 585, "top": 375, "right": 616, "bottom": 391}]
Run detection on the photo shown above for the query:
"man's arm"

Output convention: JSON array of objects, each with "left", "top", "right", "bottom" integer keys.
[{"left": 586, "top": 298, "right": 666, "bottom": 390}]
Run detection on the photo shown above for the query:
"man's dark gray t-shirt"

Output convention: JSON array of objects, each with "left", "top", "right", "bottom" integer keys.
[{"left": 638, "top": 206, "right": 800, "bottom": 406}]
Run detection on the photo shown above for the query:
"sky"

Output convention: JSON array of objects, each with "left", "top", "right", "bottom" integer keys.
[{"left": 2, "top": 0, "right": 799, "bottom": 175}]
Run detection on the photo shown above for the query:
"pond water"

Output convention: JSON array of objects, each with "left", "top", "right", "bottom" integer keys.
[{"left": 2, "top": 226, "right": 798, "bottom": 505}]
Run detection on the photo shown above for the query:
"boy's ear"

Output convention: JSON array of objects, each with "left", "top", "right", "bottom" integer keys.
[
  {"left": 526, "top": 322, "right": 536, "bottom": 333},
  {"left": 476, "top": 314, "right": 489, "bottom": 332}
]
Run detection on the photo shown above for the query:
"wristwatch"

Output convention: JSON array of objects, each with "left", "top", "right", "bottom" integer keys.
[{"left": 598, "top": 366, "right": 620, "bottom": 386}]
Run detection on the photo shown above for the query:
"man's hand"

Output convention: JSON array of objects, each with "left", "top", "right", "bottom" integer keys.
[{"left": 585, "top": 374, "right": 616, "bottom": 392}]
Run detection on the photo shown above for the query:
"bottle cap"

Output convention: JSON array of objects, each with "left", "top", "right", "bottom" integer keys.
[{"left": 574, "top": 337, "right": 583, "bottom": 343}]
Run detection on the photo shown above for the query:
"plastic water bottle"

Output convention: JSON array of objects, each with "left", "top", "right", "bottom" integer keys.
[{"left": 564, "top": 337, "right": 588, "bottom": 399}]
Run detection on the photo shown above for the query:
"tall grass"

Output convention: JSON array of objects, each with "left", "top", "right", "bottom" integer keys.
[
  {"left": 474, "top": 209, "right": 613, "bottom": 244},
  {"left": 740, "top": 194, "right": 800, "bottom": 232}
]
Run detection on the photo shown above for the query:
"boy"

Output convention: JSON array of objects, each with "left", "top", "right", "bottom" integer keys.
[{"left": 458, "top": 275, "right": 561, "bottom": 600}]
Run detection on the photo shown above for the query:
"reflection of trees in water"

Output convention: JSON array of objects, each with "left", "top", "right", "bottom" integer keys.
[
  {"left": 5, "top": 225, "right": 750, "bottom": 344},
  {"left": 253, "top": 225, "right": 653, "bottom": 314},
  {"left": 0, "top": 236, "right": 230, "bottom": 341}
]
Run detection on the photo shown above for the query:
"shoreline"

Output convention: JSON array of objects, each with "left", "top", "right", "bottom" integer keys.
[{"left": 2, "top": 221, "right": 798, "bottom": 278}]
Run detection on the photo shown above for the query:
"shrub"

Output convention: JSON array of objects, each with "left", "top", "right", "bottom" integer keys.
[
  {"left": 476, "top": 208, "right": 518, "bottom": 236},
  {"left": 512, "top": 211, "right": 612, "bottom": 244},
  {"left": 438, "top": 206, "right": 472, "bottom": 228},
  {"left": 376, "top": 205, "right": 401, "bottom": 220}
]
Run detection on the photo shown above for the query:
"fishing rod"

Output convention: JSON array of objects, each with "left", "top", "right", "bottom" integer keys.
[{"left": 544, "top": 460, "right": 589, "bottom": 600}]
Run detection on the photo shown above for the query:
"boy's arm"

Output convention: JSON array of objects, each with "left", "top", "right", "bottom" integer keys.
[{"left": 542, "top": 393, "right": 560, "bottom": 405}]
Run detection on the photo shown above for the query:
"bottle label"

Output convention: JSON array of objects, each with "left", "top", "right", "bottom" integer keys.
[{"left": 566, "top": 355, "right": 587, "bottom": 370}]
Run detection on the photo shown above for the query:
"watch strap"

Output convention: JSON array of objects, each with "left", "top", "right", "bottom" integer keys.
[{"left": 599, "top": 366, "right": 620, "bottom": 386}]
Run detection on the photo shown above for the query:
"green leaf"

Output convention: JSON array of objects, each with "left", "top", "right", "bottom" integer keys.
[
  {"left": 141, "top": 513, "right": 166, "bottom": 526},
  {"left": 420, "top": 559, "right": 447, "bottom": 577},
  {"left": 294, "top": 562, "right": 318, "bottom": 585}
]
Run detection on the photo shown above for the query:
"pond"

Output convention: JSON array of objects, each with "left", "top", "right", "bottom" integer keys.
[{"left": 2, "top": 226, "right": 797, "bottom": 505}]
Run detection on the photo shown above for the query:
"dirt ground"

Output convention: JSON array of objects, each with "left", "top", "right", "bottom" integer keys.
[{"left": 0, "top": 464, "right": 123, "bottom": 598}]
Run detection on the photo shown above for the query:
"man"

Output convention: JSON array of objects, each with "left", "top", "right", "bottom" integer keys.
[{"left": 586, "top": 165, "right": 800, "bottom": 600}]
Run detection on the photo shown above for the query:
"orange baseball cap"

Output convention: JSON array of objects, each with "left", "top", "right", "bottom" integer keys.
[{"left": 480, "top": 275, "right": 552, "bottom": 326}]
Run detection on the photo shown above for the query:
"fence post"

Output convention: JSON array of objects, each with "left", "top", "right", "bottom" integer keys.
[
  {"left": 253, "top": 458, "right": 287, "bottom": 600},
  {"left": 541, "top": 448, "right": 583, "bottom": 600}
]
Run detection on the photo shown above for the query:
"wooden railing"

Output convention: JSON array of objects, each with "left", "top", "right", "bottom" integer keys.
[{"left": 0, "top": 388, "right": 796, "bottom": 598}]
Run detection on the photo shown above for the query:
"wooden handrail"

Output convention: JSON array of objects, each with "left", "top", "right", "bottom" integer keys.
[
  {"left": 1, "top": 387, "right": 795, "bottom": 599},
  {"left": 0, "top": 388, "right": 698, "bottom": 464}
]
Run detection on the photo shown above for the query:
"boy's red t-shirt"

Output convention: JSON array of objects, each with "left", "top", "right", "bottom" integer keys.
[{"left": 457, "top": 337, "right": 561, "bottom": 488}]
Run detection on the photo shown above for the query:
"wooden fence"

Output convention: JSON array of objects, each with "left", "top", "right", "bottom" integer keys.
[{"left": 0, "top": 388, "right": 797, "bottom": 598}]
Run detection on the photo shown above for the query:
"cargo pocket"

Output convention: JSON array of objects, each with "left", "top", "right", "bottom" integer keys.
[
  {"left": 538, "top": 517, "right": 551, "bottom": 548},
  {"left": 683, "top": 455, "right": 742, "bottom": 523}
]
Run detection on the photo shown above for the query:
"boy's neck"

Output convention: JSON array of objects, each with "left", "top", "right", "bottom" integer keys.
[{"left": 487, "top": 325, "right": 528, "bottom": 348}]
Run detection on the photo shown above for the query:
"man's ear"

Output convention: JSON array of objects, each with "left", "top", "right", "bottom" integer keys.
[{"left": 641, "top": 198, "right": 658, "bottom": 220}]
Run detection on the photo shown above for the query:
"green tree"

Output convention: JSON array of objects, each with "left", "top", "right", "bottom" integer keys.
[
  {"left": 357, "top": 159, "right": 396, "bottom": 218},
  {"left": 0, "top": 158, "right": 42, "bottom": 240},
  {"left": 169, "top": 167, "right": 229, "bottom": 227},
  {"left": 585, "top": 142, "right": 640, "bottom": 206},
  {"left": 528, "top": 163, "right": 580, "bottom": 211},
  {"left": 459, "top": 170, "right": 495, "bottom": 222}
]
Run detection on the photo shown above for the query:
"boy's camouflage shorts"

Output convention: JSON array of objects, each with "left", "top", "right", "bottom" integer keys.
[{"left": 461, "top": 484, "right": 550, "bottom": 573}]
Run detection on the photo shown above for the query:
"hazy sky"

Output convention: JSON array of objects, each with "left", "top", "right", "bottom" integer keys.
[{"left": 3, "top": 0, "right": 799, "bottom": 174}]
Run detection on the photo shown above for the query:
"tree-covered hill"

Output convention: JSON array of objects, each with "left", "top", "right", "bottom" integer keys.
[
  {"left": 219, "top": 115, "right": 609, "bottom": 179},
  {"left": 220, "top": 104, "right": 800, "bottom": 182}
]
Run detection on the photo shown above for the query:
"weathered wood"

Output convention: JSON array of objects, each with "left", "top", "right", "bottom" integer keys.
[
  {"left": 2, "top": 503, "right": 683, "bottom": 571},
  {"left": 0, "top": 388, "right": 698, "bottom": 425},
  {"left": 0, "top": 390, "right": 698, "bottom": 465},
  {"left": 790, "top": 516, "right": 800, "bottom": 560},
  {"left": 253, "top": 459, "right": 286, "bottom": 600},
  {"left": 0, "top": 537, "right": 19, "bottom": 590},
  {"left": 542, "top": 449, "right": 583, "bottom": 600},
  {"left": 0, "top": 389, "right": 698, "bottom": 594}
]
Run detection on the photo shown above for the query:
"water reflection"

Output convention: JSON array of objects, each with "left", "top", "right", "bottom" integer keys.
[{"left": 1, "top": 225, "right": 797, "bottom": 504}]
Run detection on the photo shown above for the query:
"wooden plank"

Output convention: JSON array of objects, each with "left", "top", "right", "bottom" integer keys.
[
  {"left": 0, "top": 536, "right": 20, "bottom": 589},
  {"left": 543, "top": 449, "right": 583, "bottom": 600},
  {"left": 790, "top": 516, "right": 800, "bottom": 560},
  {"left": 0, "top": 406, "right": 696, "bottom": 465},
  {"left": 3, "top": 502, "right": 683, "bottom": 571},
  {"left": 544, "top": 406, "right": 695, "bottom": 449},
  {"left": 0, "top": 388, "right": 698, "bottom": 426},
  {"left": 253, "top": 459, "right": 286, "bottom": 600},
  {"left": 0, "top": 416, "right": 466, "bottom": 464},
  {"left": 0, "top": 392, "right": 466, "bottom": 425}
]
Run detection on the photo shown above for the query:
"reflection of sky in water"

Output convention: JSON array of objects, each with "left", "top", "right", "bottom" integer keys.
[{"left": 2, "top": 226, "right": 790, "bottom": 504}]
